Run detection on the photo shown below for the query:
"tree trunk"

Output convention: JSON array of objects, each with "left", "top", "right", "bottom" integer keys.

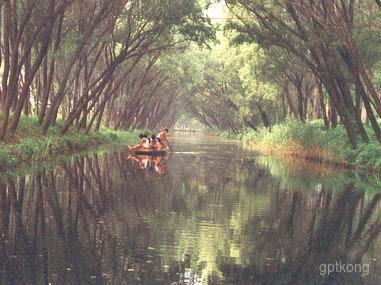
[{"left": 316, "top": 78, "right": 329, "bottom": 129}]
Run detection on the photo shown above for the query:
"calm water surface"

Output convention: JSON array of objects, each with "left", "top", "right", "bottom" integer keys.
[{"left": 0, "top": 134, "right": 380, "bottom": 285}]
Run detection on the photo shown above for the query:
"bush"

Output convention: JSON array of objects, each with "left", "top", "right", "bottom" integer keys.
[
  {"left": 355, "top": 142, "right": 381, "bottom": 167},
  {"left": 0, "top": 115, "right": 142, "bottom": 169},
  {"left": 237, "top": 120, "right": 381, "bottom": 170}
]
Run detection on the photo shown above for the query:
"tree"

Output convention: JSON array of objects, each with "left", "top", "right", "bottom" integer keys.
[
  {"left": 0, "top": 0, "right": 73, "bottom": 140},
  {"left": 0, "top": 0, "right": 216, "bottom": 140},
  {"left": 225, "top": 0, "right": 381, "bottom": 147}
]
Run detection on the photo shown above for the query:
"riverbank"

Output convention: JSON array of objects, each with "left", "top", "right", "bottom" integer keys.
[
  {"left": 0, "top": 116, "right": 139, "bottom": 170},
  {"left": 220, "top": 120, "right": 381, "bottom": 173}
]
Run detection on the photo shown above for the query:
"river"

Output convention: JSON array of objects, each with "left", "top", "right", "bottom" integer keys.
[{"left": 0, "top": 134, "right": 380, "bottom": 285}]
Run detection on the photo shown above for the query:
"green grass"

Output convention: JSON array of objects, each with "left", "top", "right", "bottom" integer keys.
[
  {"left": 0, "top": 115, "right": 140, "bottom": 170},
  {"left": 224, "top": 119, "right": 381, "bottom": 172}
]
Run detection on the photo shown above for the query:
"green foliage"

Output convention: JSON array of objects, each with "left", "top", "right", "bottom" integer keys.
[
  {"left": 0, "top": 145, "right": 16, "bottom": 169},
  {"left": 233, "top": 120, "right": 381, "bottom": 171},
  {"left": 97, "top": 127, "right": 141, "bottom": 144},
  {"left": 0, "top": 116, "right": 140, "bottom": 170},
  {"left": 167, "top": 32, "right": 280, "bottom": 130},
  {"left": 355, "top": 143, "right": 381, "bottom": 168}
]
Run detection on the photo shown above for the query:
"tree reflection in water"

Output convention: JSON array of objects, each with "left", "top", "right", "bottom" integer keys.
[
  {"left": 0, "top": 148, "right": 379, "bottom": 285},
  {"left": 219, "top": 186, "right": 381, "bottom": 285}
]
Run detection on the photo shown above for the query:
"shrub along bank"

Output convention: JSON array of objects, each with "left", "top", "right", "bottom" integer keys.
[
  {"left": 220, "top": 120, "right": 381, "bottom": 172},
  {"left": 0, "top": 115, "right": 140, "bottom": 170}
]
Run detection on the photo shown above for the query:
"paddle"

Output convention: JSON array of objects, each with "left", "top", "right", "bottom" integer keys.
[{"left": 166, "top": 139, "right": 174, "bottom": 153}]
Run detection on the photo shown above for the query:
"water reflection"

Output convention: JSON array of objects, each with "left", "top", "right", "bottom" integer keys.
[
  {"left": 0, "top": 136, "right": 380, "bottom": 285},
  {"left": 127, "top": 154, "right": 168, "bottom": 174}
]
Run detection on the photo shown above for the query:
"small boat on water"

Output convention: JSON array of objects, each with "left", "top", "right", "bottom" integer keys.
[{"left": 129, "top": 148, "right": 168, "bottom": 156}]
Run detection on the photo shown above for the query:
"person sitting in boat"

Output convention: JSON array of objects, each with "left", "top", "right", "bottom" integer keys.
[
  {"left": 150, "top": 134, "right": 163, "bottom": 151},
  {"left": 128, "top": 133, "right": 151, "bottom": 150},
  {"left": 157, "top": 128, "right": 169, "bottom": 148}
]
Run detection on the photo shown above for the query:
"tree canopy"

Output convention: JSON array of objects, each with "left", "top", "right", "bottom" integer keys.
[{"left": 1, "top": 0, "right": 381, "bottom": 148}]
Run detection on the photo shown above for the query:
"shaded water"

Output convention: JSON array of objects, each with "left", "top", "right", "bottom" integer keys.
[{"left": 0, "top": 134, "right": 380, "bottom": 285}]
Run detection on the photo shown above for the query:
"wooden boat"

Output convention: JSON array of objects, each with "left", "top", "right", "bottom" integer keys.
[{"left": 129, "top": 148, "right": 167, "bottom": 156}]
